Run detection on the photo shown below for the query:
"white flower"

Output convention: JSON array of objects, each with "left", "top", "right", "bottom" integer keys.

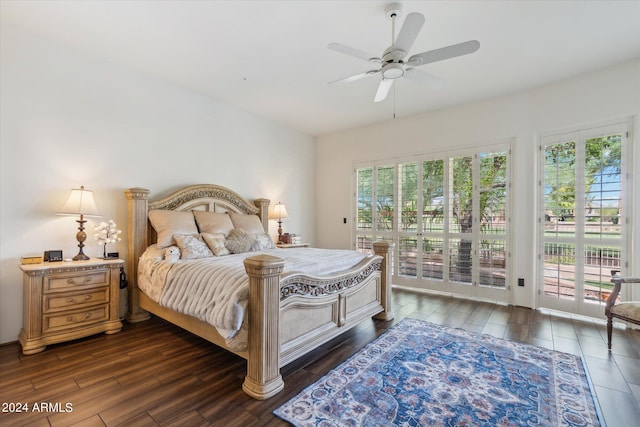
[{"left": 94, "top": 220, "right": 122, "bottom": 245}]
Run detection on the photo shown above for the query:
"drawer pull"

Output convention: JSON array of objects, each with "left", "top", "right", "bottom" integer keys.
[
  {"left": 66, "top": 313, "right": 92, "bottom": 323},
  {"left": 64, "top": 295, "right": 92, "bottom": 304},
  {"left": 67, "top": 277, "right": 93, "bottom": 285}
]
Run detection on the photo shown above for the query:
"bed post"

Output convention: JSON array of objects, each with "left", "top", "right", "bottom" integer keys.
[
  {"left": 243, "top": 254, "right": 285, "bottom": 400},
  {"left": 373, "top": 241, "right": 394, "bottom": 321},
  {"left": 125, "top": 187, "right": 152, "bottom": 323},
  {"left": 253, "top": 198, "right": 270, "bottom": 233}
]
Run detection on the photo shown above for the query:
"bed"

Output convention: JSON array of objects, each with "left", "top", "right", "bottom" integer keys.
[{"left": 125, "top": 184, "right": 393, "bottom": 399}]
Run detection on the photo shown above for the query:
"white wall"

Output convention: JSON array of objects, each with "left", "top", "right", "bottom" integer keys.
[
  {"left": 316, "top": 59, "right": 640, "bottom": 308},
  {"left": 0, "top": 24, "right": 315, "bottom": 344}
]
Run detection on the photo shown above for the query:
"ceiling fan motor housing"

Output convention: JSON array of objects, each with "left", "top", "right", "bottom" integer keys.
[{"left": 383, "top": 46, "right": 407, "bottom": 62}]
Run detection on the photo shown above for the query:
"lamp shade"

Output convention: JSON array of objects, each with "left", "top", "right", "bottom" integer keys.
[
  {"left": 269, "top": 203, "right": 289, "bottom": 220},
  {"left": 57, "top": 186, "right": 100, "bottom": 217}
]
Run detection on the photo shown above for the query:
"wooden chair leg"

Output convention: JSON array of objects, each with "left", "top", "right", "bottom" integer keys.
[{"left": 607, "top": 316, "right": 613, "bottom": 350}]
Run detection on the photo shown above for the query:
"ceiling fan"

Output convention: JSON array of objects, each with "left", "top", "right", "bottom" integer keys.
[{"left": 328, "top": 3, "right": 480, "bottom": 102}]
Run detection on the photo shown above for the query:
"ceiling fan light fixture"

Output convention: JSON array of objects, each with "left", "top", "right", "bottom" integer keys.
[{"left": 381, "top": 63, "right": 404, "bottom": 79}]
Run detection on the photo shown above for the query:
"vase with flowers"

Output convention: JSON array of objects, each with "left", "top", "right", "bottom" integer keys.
[{"left": 94, "top": 219, "right": 122, "bottom": 259}]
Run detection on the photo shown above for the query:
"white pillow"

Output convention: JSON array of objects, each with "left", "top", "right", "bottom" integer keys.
[
  {"left": 193, "top": 211, "right": 235, "bottom": 236},
  {"left": 229, "top": 213, "right": 265, "bottom": 234},
  {"left": 149, "top": 210, "right": 198, "bottom": 249},
  {"left": 173, "top": 234, "right": 213, "bottom": 259},
  {"left": 202, "top": 232, "right": 230, "bottom": 256}
]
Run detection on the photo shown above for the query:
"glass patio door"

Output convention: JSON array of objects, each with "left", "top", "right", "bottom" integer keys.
[
  {"left": 539, "top": 123, "right": 629, "bottom": 318},
  {"left": 355, "top": 144, "right": 510, "bottom": 303}
]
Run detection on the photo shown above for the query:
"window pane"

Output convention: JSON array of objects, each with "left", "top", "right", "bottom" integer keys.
[
  {"left": 398, "top": 237, "right": 417, "bottom": 277},
  {"left": 449, "top": 156, "right": 473, "bottom": 234},
  {"left": 423, "top": 159, "right": 444, "bottom": 233},
  {"left": 399, "top": 163, "right": 418, "bottom": 232},
  {"left": 583, "top": 245, "right": 621, "bottom": 305},
  {"left": 376, "top": 165, "right": 394, "bottom": 231},
  {"left": 479, "top": 151, "right": 507, "bottom": 234},
  {"left": 356, "top": 168, "right": 373, "bottom": 230},
  {"left": 449, "top": 238, "right": 472, "bottom": 285},
  {"left": 544, "top": 142, "right": 576, "bottom": 237},
  {"left": 422, "top": 238, "right": 444, "bottom": 280},
  {"left": 543, "top": 242, "right": 576, "bottom": 300},
  {"left": 356, "top": 235, "right": 373, "bottom": 254},
  {"left": 584, "top": 135, "right": 622, "bottom": 240},
  {"left": 479, "top": 239, "right": 506, "bottom": 288}
]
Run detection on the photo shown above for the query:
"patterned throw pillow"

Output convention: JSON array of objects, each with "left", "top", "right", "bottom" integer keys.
[
  {"left": 251, "top": 233, "right": 276, "bottom": 251},
  {"left": 172, "top": 234, "right": 213, "bottom": 259},
  {"left": 225, "top": 228, "right": 256, "bottom": 254},
  {"left": 202, "top": 232, "right": 230, "bottom": 256}
]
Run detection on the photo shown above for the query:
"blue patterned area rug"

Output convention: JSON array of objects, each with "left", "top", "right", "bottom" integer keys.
[{"left": 274, "top": 318, "right": 602, "bottom": 426}]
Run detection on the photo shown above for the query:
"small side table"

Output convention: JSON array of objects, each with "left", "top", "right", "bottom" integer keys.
[
  {"left": 276, "top": 243, "right": 310, "bottom": 248},
  {"left": 19, "top": 258, "right": 123, "bottom": 355}
]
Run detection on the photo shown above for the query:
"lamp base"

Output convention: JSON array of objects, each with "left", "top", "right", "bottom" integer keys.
[
  {"left": 73, "top": 216, "right": 90, "bottom": 261},
  {"left": 72, "top": 252, "right": 90, "bottom": 261},
  {"left": 277, "top": 220, "right": 284, "bottom": 244}
]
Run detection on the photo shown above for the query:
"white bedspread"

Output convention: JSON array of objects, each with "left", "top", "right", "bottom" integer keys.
[{"left": 138, "top": 247, "right": 368, "bottom": 350}]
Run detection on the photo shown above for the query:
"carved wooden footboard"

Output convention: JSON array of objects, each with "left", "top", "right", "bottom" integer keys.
[{"left": 125, "top": 185, "right": 393, "bottom": 400}]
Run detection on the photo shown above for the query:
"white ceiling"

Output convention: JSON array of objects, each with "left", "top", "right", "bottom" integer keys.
[{"left": 2, "top": 0, "right": 640, "bottom": 136}]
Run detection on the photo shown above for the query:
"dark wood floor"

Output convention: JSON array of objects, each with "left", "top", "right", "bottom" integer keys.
[{"left": 2, "top": 288, "right": 639, "bottom": 426}]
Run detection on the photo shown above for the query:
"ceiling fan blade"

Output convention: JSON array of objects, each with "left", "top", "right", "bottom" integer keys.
[
  {"left": 328, "top": 43, "right": 382, "bottom": 63},
  {"left": 394, "top": 12, "right": 425, "bottom": 54},
  {"left": 405, "top": 68, "right": 444, "bottom": 89},
  {"left": 407, "top": 40, "right": 480, "bottom": 67},
  {"left": 329, "top": 70, "right": 380, "bottom": 84},
  {"left": 374, "top": 78, "right": 394, "bottom": 103}
]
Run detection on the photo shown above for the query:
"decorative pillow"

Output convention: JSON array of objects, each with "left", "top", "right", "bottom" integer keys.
[
  {"left": 229, "top": 213, "right": 265, "bottom": 234},
  {"left": 172, "top": 234, "right": 213, "bottom": 260},
  {"left": 225, "top": 228, "right": 257, "bottom": 254},
  {"left": 202, "top": 232, "right": 230, "bottom": 256},
  {"left": 193, "top": 211, "right": 235, "bottom": 236},
  {"left": 251, "top": 233, "right": 276, "bottom": 251},
  {"left": 149, "top": 210, "right": 198, "bottom": 249}
]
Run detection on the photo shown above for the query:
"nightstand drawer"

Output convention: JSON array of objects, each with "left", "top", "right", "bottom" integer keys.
[
  {"left": 45, "top": 270, "right": 108, "bottom": 292},
  {"left": 43, "top": 305, "right": 109, "bottom": 333},
  {"left": 43, "top": 288, "right": 110, "bottom": 313}
]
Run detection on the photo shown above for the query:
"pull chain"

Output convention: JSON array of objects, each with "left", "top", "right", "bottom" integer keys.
[{"left": 393, "top": 83, "right": 396, "bottom": 119}]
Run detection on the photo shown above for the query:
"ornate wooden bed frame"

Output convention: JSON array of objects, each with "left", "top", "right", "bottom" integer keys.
[{"left": 125, "top": 184, "right": 394, "bottom": 399}]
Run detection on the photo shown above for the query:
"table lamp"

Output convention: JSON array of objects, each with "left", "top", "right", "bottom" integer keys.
[
  {"left": 57, "top": 186, "right": 101, "bottom": 260},
  {"left": 269, "top": 202, "right": 289, "bottom": 244}
]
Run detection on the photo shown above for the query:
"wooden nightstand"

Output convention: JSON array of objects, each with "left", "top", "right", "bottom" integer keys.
[
  {"left": 276, "top": 243, "right": 310, "bottom": 248},
  {"left": 19, "top": 258, "right": 123, "bottom": 355}
]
